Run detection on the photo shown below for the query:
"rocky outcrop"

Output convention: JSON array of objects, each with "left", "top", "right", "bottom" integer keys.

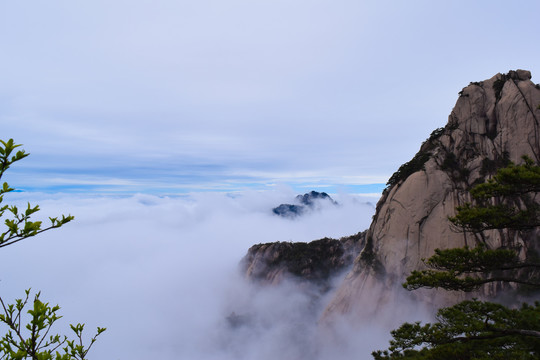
[
  {"left": 272, "top": 191, "right": 338, "bottom": 218},
  {"left": 322, "top": 70, "right": 540, "bottom": 321},
  {"left": 242, "top": 232, "right": 365, "bottom": 290}
]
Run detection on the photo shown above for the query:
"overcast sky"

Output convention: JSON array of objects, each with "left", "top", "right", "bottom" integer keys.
[
  {"left": 2, "top": 1, "right": 539, "bottom": 194},
  {"left": 2, "top": 3, "right": 539, "bottom": 358}
]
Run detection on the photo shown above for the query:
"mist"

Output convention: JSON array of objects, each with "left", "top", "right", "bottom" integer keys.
[{"left": 0, "top": 189, "right": 423, "bottom": 359}]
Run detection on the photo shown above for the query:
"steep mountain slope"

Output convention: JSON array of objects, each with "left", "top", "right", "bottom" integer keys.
[
  {"left": 240, "top": 70, "right": 540, "bottom": 325},
  {"left": 323, "top": 70, "right": 540, "bottom": 321}
]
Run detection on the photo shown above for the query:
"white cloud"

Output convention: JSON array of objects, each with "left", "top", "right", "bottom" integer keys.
[{"left": 1, "top": 190, "right": 389, "bottom": 359}]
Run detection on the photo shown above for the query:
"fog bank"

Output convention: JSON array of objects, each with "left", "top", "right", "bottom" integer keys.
[{"left": 0, "top": 189, "right": 417, "bottom": 359}]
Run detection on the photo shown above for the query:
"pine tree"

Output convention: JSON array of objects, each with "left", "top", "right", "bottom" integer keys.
[{"left": 373, "top": 156, "right": 540, "bottom": 359}]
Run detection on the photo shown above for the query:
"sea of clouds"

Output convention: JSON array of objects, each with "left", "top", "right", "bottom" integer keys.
[{"left": 0, "top": 188, "right": 421, "bottom": 359}]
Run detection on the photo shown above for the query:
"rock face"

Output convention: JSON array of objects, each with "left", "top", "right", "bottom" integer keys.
[
  {"left": 272, "top": 191, "right": 338, "bottom": 218},
  {"left": 323, "top": 70, "right": 540, "bottom": 321},
  {"left": 242, "top": 232, "right": 365, "bottom": 290}
]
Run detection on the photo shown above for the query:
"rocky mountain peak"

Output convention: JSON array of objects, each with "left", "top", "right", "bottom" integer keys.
[
  {"left": 272, "top": 191, "right": 337, "bottom": 218},
  {"left": 322, "top": 70, "right": 540, "bottom": 321},
  {"left": 239, "top": 70, "right": 540, "bottom": 325}
]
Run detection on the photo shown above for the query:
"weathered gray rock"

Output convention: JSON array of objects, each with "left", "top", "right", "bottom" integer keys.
[
  {"left": 242, "top": 232, "right": 365, "bottom": 289},
  {"left": 322, "top": 70, "right": 540, "bottom": 322}
]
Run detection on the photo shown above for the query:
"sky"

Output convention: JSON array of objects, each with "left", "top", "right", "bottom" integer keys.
[
  {"left": 1, "top": 1, "right": 539, "bottom": 194},
  {"left": 1, "top": 2, "right": 540, "bottom": 358}
]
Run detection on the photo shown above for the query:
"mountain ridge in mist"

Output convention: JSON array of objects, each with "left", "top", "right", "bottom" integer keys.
[
  {"left": 242, "top": 232, "right": 364, "bottom": 287},
  {"left": 272, "top": 191, "right": 338, "bottom": 218}
]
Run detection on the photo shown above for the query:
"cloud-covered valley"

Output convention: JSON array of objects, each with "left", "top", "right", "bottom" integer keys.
[{"left": 0, "top": 189, "right": 408, "bottom": 359}]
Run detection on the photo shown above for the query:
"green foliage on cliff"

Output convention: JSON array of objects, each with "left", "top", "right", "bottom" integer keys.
[
  {"left": 267, "top": 238, "right": 346, "bottom": 280},
  {"left": 374, "top": 157, "right": 540, "bottom": 359},
  {"left": 439, "top": 152, "right": 470, "bottom": 183},
  {"left": 0, "top": 139, "right": 105, "bottom": 359},
  {"left": 386, "top": 152, "right": 431, "bottom": 189},
  {"left": 493, "top": 75, "right": 508, "bottom": 100},
  {"left": 386, "top": 123, "right": 459, "bottom": 190}
]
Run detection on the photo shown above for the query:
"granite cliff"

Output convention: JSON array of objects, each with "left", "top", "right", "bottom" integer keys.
[
  {"left": 242, "top": 232, "right": 365, "bottom": 290},
  {"left": 242, "top": 70, "right": 540, "bottom": 323},
  {"left": 323, "top": 69, "right": 540, "bottom": 321}
]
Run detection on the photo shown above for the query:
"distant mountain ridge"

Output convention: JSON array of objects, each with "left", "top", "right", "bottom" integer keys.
[{"left": 272, "top": 191, "right": 337, "bottom": 217}]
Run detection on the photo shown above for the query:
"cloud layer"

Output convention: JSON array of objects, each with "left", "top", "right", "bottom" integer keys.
[{"left": 0, "top": 190, "right": 399, "bottom": 359}]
